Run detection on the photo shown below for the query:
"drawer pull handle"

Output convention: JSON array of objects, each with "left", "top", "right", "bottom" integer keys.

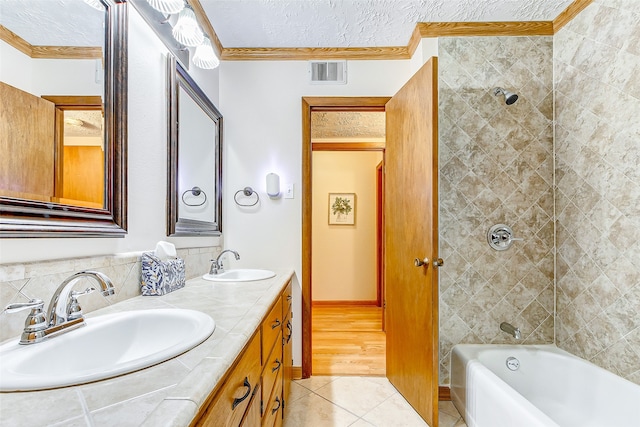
[
  {"left": 231, "top": 377, "right": 251, "bottom": 410},
  {"left": 287, "top": 295, "right": 292, "bottom": 301},
  {"left": 271, "top": 396, "right": 281, "bottom": 415},
  {"left": 286, "top": 320, "right": 293, "bottom": 343},
  {"left": 271, "top": 318, "right": 281, "bottom": 329},
  {"left": 272, "top": 358, "right": 282, "bottom": 373}
]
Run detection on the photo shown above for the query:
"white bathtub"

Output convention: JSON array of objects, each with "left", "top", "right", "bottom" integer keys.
[{"left": 451, "top": 344, "right": 640, "bottom": 427}]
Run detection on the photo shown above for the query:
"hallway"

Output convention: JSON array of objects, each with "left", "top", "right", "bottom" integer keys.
[{"left": 312, "top": 306, "right": 385, "bottom": 376}]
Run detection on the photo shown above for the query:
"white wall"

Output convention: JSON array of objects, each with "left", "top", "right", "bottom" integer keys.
[
  {"left": 410, "top": 38, "right": 439, "bottom": 73},
  {"left": 312, "top": 151, "right": 382, "bottom": 301},
  {"left": 0, "top": 40, "right": 100, "bottom": 96},
  {"left": 0, "top": 6, "right": 221, "bottom": 264},
  {"left": 220, "top": 59, "right": 415, "bottom": 366}
]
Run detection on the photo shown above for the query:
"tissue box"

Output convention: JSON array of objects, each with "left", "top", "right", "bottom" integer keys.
[{"left": 140, "top": 253, "right": 186, "bottom": 296}]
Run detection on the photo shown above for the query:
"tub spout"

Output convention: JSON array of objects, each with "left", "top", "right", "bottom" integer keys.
[{"left": 500, "top": 322, "right": 521, "bottom": 340}]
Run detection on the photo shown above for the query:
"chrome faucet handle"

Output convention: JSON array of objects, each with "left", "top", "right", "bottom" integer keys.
[
  {"left": 209, "top": 259, "right": 221, "bottom": 275},
  {"left": 4, "top": 299, "right": 45, "bottom": 314},
  {"left": 67, "top": 287, "right": 96, "bottom": 320},
  {"left": 4, "top": 299, "right": 48, "bottom": 345}
]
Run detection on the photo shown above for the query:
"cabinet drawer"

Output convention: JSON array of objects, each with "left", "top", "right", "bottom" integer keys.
[
  {"left": 261, "top": 295, "right": 283, "bottom": 364},
  {"left": 282, "top": 280, "right": 292, "bottom": 319},
  {"left": 261, "top": 370, "right": 283, "bottom": 427},
  {"left": 261, "top": 330, "right": 282, "bottom": 409},
  {"left": 196, "top": 333, "right": 261, "bottom": 427},
  {"left": 239, "top": 384, "right": 261, "bottom": 427},
  {"left": 282, "top": 313, "right": 293, "bottom": 417}
]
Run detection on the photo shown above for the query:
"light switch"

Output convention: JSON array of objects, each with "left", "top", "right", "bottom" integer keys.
[{"left": 284, "top": 184, "right": 294, "bottom": 199}]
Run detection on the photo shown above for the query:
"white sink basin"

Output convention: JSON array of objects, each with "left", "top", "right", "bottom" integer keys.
[
  {"left": 202, "top": 269, "right": 276, "bottom": 282},
  {"left": 0, "top": 308, "right": 215, "bottom": 391}
]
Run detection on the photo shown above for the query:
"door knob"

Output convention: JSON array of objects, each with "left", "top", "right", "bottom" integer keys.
[
  {"left": 433, "top": 258, "right": 444, "bottom": 268},
  {"left": 414, "top": 258, "right": 429, "bottom": 267}
]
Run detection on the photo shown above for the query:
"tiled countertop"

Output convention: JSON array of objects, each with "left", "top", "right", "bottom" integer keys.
[{"left": 0, "top": 269, "right": 294, "bottom": 427}]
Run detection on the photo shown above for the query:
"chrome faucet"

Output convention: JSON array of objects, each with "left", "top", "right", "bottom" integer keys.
[
  {"left": 209, "top": 250, "right": 240, "bottom": 275},
  {"left": 47, "top": 271, "right": 115, "bottom": 327},
  {"left": 500, "top": 322, "right": 521, "bottom": 340},
  {"left": 3, "top": 270, "right": 115, "bottom": 345}
]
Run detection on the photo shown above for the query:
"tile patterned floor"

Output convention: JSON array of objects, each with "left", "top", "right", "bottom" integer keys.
[{"left": 285, "top": 376, "right": 467, "bottom": 427}]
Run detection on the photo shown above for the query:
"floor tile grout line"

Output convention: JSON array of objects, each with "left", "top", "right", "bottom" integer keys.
[
  {"left": 358, "top": 388, "right": 399, "bottom": 420},
  {"left": 305, "top": 378, "right": 404, "bottom": 424},
  {"left": 307, "top": 387, "right": 367, "bottom": 420},
  {"left": 292, "top": 375, "right": 342, "bottom": 392}
]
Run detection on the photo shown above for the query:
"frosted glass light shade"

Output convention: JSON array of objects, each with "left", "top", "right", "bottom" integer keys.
[
  {"left": 83, "top": 0, "right": 105, "bottom": 11},
  {"left": 146, "top": 0, "right": 184, "bottom": 14},
  {"left": 172, "top": 6, "right": 204, "bottom": 47},
  {"left": 193, "top": 37, "right": 220, "bottom": 69}
]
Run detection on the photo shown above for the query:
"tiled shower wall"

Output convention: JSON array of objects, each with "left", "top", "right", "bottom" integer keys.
[
  {"left": 438, "top": 36, "right": 555, "bottom": 384},
  {"left": 554, "top": 0, "right": 640, "bottom": 384},
  {"left": 0, "top": 246, "right": 220, "bottom": 342}
]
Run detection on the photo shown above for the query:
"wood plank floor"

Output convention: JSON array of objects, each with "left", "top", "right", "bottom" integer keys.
[{"left": 312, "top": 305, "right": 386, "bottom": 376}]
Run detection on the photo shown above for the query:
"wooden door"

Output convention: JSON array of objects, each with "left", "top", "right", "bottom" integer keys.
[
  {"left": 384, "top": 58, "right": 439, "bottom": 426},
  {"left": 376, "top": 161, "right": 385, "bottom": 329}
]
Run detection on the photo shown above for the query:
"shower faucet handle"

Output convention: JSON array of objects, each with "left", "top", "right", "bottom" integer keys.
[{"left": 487, "top": 224, "right": 523, "bottom": 251}]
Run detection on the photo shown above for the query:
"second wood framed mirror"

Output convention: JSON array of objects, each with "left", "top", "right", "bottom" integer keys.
[{"left": 166, "top": 55, "right": 222, "bottom": 236}]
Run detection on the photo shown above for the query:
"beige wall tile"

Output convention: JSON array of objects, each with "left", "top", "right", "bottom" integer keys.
[
  {"left": 555, "top": 0, "right": 640, "bottom": 385},
  {"left": 438, "top": 35, "right": 555, "bottom": 384}
]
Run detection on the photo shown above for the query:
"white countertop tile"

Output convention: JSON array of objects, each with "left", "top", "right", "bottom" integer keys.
[{"left": 0, "top": 269, "right": 294, "bottom": 427}]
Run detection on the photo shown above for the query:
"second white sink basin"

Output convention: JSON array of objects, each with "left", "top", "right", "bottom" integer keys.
[
  {"left": 0, "top": 308, "right": 215, "bottom": 391},
  {"left": 203, "top": 269, "right": 276, "bottom": 282}
]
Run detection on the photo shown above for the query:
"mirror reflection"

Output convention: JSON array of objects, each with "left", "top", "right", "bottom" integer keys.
[
  {"left": 0, "top": 0, "right": 127, "bottom": 237},
  {"left": 0, "top": 0, "right": 105, "bottom": 209},
  {"left": 167, "top": 56, "right": 222, "bottom": 236}
]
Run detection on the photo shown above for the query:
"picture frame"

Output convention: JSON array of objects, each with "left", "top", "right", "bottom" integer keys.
[{"left": 328, "top": 193, "right": 356, "bottom": 225}]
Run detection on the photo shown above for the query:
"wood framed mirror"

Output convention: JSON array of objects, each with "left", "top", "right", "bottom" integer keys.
[
  {"left": 0, "top": 0, "right": 127, "bottom": 237},
  {"left": 167, "top": 55, "right": 222, "bottom": 236}
]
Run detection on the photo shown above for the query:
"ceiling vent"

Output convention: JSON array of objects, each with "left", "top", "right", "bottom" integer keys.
[{"left": 309, "top": 61, "right": 347, "bottom": 85}]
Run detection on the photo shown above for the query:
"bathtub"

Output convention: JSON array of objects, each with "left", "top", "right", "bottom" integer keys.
[{"left": 451, "top": 344, "right": 640, "bottom": 427}]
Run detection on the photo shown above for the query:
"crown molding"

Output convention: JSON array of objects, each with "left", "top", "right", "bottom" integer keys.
[
  {"left": 183, "top": 0, "right": 593, "bottom": 62},
  {"left": 0, "top": 25, "right": 101, "bottom": 59},
  {"left": 553, "top": 0, "right": 594, "bottom": 32}
]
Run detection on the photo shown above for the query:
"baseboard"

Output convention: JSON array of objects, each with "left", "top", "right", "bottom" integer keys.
[
  {"left": 292, "top": 366, "right": 303, "bottom": 380},
  {"left": 439, "top": 386, "right": 451, "bottom": 401},
  {"left": 312, "top": 300, "right": 379, "bottom": 306}
]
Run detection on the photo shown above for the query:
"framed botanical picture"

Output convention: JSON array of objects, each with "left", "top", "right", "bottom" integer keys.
[{"left": 328, "top": 193, "right": 356, "bottom": 225}]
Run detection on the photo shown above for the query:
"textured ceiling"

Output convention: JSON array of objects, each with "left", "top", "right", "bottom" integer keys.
[
  {"left": 312, "top": 111, "right": 385, "bottom": 140},
  {"left": 0, "top": 0, "right": 574, "bottom": 49},
  {"left": 0, "top": 0, "right": 104, "bottom": 46},
  {"left": 201, "top": 0, "right": 574, "bottom": 48},
  {"left": 64, "top": 110, "right": 103, "bottom": 138}
]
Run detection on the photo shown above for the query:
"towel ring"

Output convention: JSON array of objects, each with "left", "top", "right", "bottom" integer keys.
[
  {"left": 234, "top": 187, "right": 260, "bottom": 207},
  {"left": 182, "top": 187, "right": 207, "bottom": 207}
]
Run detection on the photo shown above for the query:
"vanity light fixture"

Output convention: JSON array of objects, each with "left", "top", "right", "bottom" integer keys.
[
  {"left": 146, "top": 0, "right": 185, "bottom": 15},
  {"left": 266, "top": 173, "right": 280, "bottom": 198},
  {"left": 192, "top": 36, "right": 220, "bottom": 69},
  {"left": 172, "top": 5, "right": 204, "bottom": 47}
]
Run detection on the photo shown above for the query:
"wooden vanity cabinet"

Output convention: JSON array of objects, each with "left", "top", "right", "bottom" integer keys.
[
  {"left": 282, "top": 281, "right": 293, "bottom": 419},
  {"left": 194, "top": 333, "right": 261, "bottom": 427},
  {"left": 240, "top": 384, "right": 261, "bottom": 426},
  {"left": 192, "top": 280, "right": 293, "bottom": 427},
  {"left": 261, "top": 295, "right": 283, "bottom": 426}
]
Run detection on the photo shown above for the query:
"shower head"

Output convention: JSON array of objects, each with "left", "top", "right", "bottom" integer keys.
[{"left": 493, "top": 87, "right": 518, "bottom": 105}]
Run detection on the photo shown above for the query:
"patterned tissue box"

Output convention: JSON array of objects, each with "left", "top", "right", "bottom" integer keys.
[{"left": 140, "top": 253, "right": 186, "bottom": 296}]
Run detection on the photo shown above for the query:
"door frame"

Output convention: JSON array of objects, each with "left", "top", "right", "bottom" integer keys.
[
  {"left": 41, "top": 95, "right": 103, "bottom": 201},
  {"left": 301, "top": 96, "right": 390, "bottom": 378}
]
